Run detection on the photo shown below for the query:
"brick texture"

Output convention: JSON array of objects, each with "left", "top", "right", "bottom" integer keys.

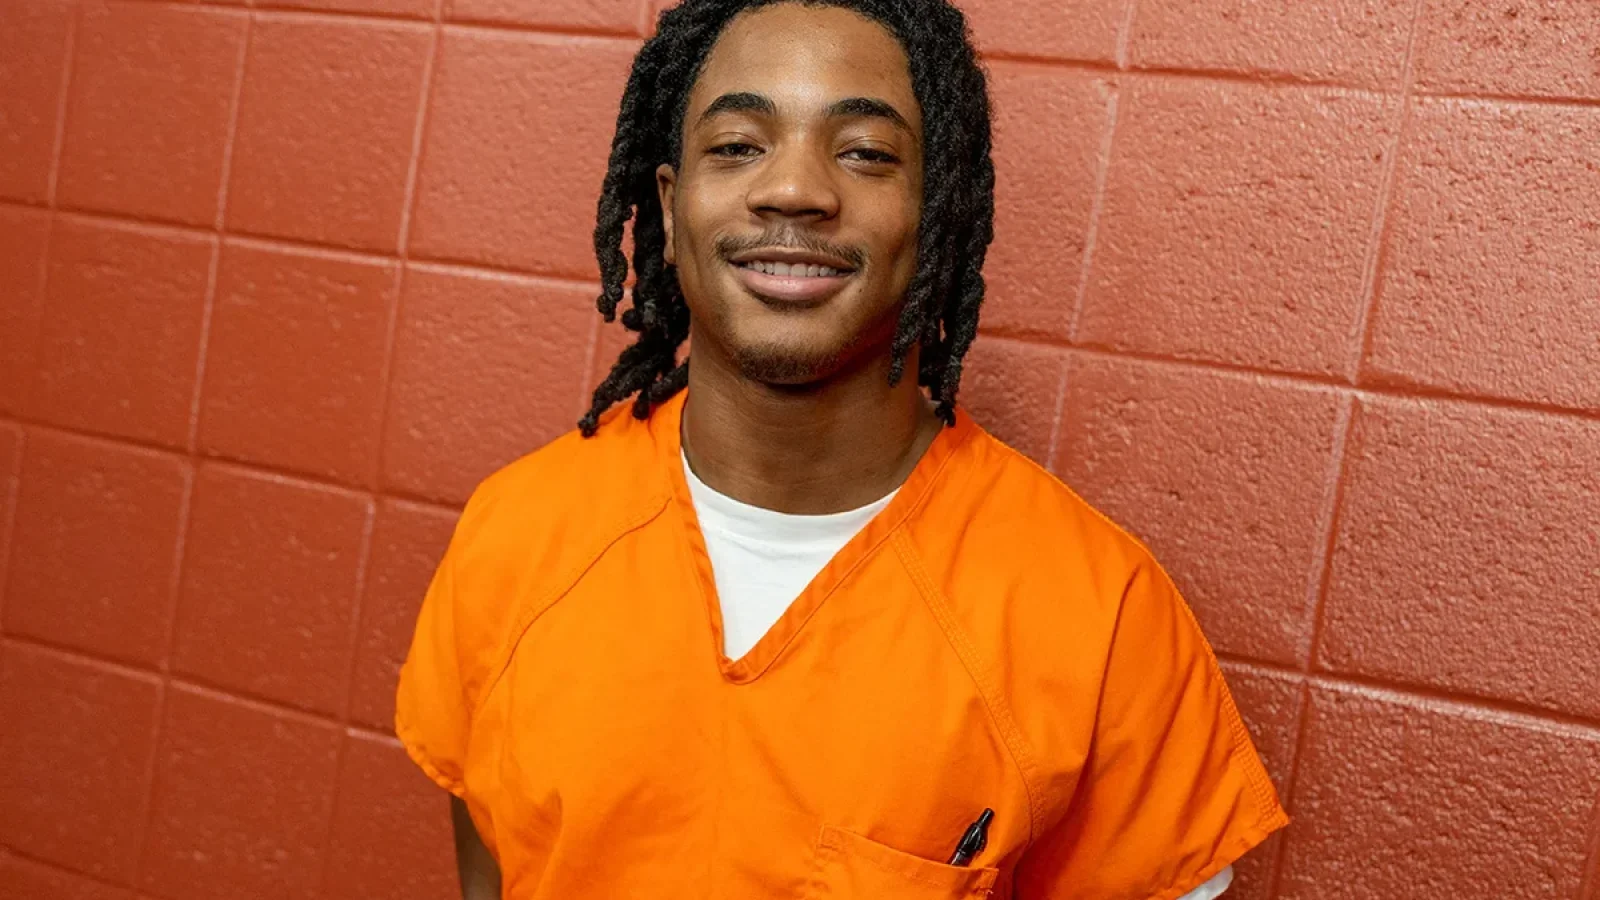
[
  {"left": 0, "top": 856, "right": 135, "bottom": 900},
  {"left": 1365, "top": 99, "right": 1600, "bottom": 412},
  {"left": 1319, "top": 397, "right": 1600, "bottom": 719},
  {"left": 347, "top": 499, "right": 458, "bottom": 731},
  {"left": 56, "top": 1, "right": 247, "bottom": 226},
  {"left": 408, "top": 30, "right": 637, "bottom": 276},
  {"left": 0, "top": 0, "right": 74, "bottom": 204},
  {"left": 0, "top": 645, "right": 161, "bottom": 884},
  {"left": 172, "top": 466, "right": 372, "bottom": 716},
  {"left": 3, "top": 0, "right": 1598, "bottom": 895},
  {"left": 1129, "top": 0, "right": 1416, "bottom": 89},
  {"left": 1412, "top": 0, "right": 1600, "bottom": 100},
  {"left": 5, "top": 432, "right": 189, "bottom": 667},
  {"left": 1279, "top": 685, "right": 1600, "bottom": 899},
  {"left": 1080, "top": 78, "right": 1396, "bottom": 376},
  {"left": 446, "top": 0, "right": 642, "bottom": 33},
  {"left": 0, "top": 206, "right": 50, "bottom": 415},
  {"left": 381, "top": 266, "right": 595, "bottom": 504},
  {"left": 1055, "top": 355, "right": 1344, "bottom": 665},
  {"left": 225, "top": 15, "right": 433, "bottom": 252},
  {"left": 31, "top": 219, "right": 214, "bottom": 449},
  {"left": 322, "top": 733, "right": 458, "bottom": 898},
  {"left": 198, "top": 242, "right": 398, "bottom": 484},
  {"left": 958, "top": 0, "right": 1127, "bottom": 63},
  {"left": 981, "top": 63, "right": 1111, "bottom": 340},
  {"left": 140, "top": 685, "right": 342, "bottom": 900}
]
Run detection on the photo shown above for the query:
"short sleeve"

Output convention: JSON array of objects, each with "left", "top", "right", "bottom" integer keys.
[
  {"left": 395, "top": 541, "right": 471, "bottom": 797},
  {"left": 1014, "top": 560, "right": 1288, "bottom": 899}
]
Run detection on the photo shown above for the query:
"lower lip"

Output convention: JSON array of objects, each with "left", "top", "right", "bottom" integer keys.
[{"left": 732, "top": 264, "right": 853, "bottom": 306}]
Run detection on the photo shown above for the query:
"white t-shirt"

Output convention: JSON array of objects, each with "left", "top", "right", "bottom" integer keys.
[{"left": 682, "top": 453, "right": 1234, "bottom": 899}]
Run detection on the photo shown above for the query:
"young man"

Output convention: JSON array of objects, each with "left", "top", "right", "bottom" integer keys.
[{"left": 397, "top": 1, "right": 1288, "bottom": 897}]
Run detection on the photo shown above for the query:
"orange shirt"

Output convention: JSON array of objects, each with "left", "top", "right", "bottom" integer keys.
[{"left": 396, "top": 391, "right": 1288, "bottom": 898}]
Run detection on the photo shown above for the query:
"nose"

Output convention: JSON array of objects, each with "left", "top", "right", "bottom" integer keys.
[{"left": 745, "top": 143, "right": 841, "bottom": 222}]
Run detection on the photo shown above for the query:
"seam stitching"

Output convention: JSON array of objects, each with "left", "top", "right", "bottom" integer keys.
[
  {"left": 471, "top": 491, "right": 672, "bottom": 713},
  {"left": 892, "top": 530, "right": 1048, "bottom": 846}
]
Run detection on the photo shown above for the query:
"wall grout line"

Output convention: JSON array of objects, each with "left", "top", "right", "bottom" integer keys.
[
  {"left": 44, "top": 2, "right": 80, "bottom": 208},
  {"left": 438, "top": 16, "right": 645, "bottom": 43},
  {"left": 0, "top": 429, "right": 28, "bottom": 632},
  {"left": 183, "top": 12, "right": 254, "bottom": 456},
  {"left": 1261, "top": 394, "right": 1358, "bottom": 897},
  {"left": 1412, "top": 87, "right": 1600, "bottom": 112},
  {"left": 312, "top": 498, "right": 380, "bottom": 895},
  {"left": 131, "top": 455, "right": 200, "bottom": 888},
  {"left": 978, "top": 333, "right": 1600, "bottom": 425},
  {"left": 0, "top": 412, "right": 477, "bottom": 510},
  {"left": 3, "top": 631, "right": 367, "bottom": 733},
  {"left": 1297, "top": 392, "right": 1358, "bottom": 672},
  {"left": 7, "top": 198, "right": 608, "bottom": 292},
  {"left": 1264, "top": 1, "right": 1426, "bottom": 889},
  {"left": 1040, "top": 363, "right": 1071, "bottom": 473},
  {"left": 3, "top": 848, "right": 146, "bottom": 897},
  {"left": 1065, "top": 86, "right": 1120, "bottom": 345},
  {"left": 307, "top": 20, "right": 445, "bottom": 891},
  {"left": 53, "top": 1, "right": 1600, "bottom": 112},
  {"left": 368, "top": 24, "right": 443, "bottom": 492},
  {"left": 1578, "top": 788, "right": 1600, "bottom": 900},
  {"left": 1063, "top": 0, "right": 1136, "bottom": 350},
  {"left": 1115, "top": 0, "right": 1140, "bottom": 70},
  {"left": 1214, "top": 650, "right": 1600, "bottom": 740},
  {"left": 1343, "top": 0, "right": 1426, "bottom": 384}
]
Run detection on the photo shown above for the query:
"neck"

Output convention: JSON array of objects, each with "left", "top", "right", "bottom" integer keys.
[{"left": 680, "top": 343, "right": 942, "bottom": 515}]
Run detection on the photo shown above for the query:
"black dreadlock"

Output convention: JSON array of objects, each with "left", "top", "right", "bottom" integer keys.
[{"left": 578, "top": 0, "right": 994, "bottom": 437}]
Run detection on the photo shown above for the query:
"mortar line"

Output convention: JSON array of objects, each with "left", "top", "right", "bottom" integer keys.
[
  {"left": 184, "top": 13, "right": 253, "bottom": 454},
  {"left": 1267, "top": 3, "right": 1426, "bottom": 889},
  {"left": 45, "top": 3, "right": 80, "bottom": 207},
  {"left": 1344, "top": 0, "right": 1426, "bottom": 384},
  {"left": 1066, "top": 87, "right": 1122, "bottom": 343},
  {"left": 0, "top": 428, "right": 27, "bottom": 631}
]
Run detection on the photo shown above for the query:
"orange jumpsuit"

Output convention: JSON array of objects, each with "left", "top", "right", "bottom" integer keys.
[{"left": 397, "top": 391, "right": 1287, "bottom": 898}]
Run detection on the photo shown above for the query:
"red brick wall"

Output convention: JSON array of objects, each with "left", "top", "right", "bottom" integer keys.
[{"left": 1, "top": 0, "right": 1597, "bottom": 897}]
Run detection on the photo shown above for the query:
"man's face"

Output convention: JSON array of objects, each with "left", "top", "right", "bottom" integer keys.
[{"left": 659, "top": 3, "right": 923, "bottom": 386}]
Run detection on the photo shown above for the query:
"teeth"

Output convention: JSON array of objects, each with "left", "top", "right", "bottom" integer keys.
[{"left": 742, "top": 261, "right": 844, "bottom": 277}]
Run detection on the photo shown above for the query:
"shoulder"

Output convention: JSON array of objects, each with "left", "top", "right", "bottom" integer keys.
[
  {"left": 443, "top": 406, "right": 671, "bottom": 651},
  {"left": 906, "top": 423, "right": 1158, "bottom": 624}
]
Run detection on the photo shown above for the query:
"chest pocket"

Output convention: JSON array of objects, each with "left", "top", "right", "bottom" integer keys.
[{"left": 809, "top": 826, "right": 999, "bottom": 899}]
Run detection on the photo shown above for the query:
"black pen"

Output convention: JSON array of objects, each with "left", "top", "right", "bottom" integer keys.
[{"left": 947, "top": 808, "right": 994, "bottom": 867}]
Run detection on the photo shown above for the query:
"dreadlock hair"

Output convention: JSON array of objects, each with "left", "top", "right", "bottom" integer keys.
[{"left": 578, "top": 0, "right": 994, "bottom": 437}]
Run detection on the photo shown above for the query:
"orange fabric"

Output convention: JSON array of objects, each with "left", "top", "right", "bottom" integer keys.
[{"left": 396, "top": 390, "right": 1287, "bottom": 899}]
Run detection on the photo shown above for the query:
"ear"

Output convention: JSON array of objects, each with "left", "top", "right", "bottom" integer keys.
[{"left": 656, "top": 163, "right": 678, "bottom": 266}]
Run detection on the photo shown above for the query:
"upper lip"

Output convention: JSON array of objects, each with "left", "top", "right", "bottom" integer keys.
[{"left": 728, "top": 247, "right": 857, "bottom": 272}]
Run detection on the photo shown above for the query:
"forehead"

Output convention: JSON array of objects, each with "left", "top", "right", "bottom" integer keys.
[{"left": 687, "top": 4, "right": 920, "bottom": 125}]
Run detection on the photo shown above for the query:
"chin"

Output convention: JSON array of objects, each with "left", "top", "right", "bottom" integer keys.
[{"left": 729, "top": 341, "right": 848, "bottom": 387}]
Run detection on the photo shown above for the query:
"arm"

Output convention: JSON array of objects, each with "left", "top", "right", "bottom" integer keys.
[{"left": 451, "top": 795, "right": 502, "bottom": 900}]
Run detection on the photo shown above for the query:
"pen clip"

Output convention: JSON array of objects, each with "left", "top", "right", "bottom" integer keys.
[{"left": 947, "top": 808, "right": 994, "bottom": 867}]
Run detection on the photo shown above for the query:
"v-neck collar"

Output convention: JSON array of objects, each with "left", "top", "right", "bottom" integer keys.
[{"left": 651, "top": 389, "right": 978, "bottom": 684}]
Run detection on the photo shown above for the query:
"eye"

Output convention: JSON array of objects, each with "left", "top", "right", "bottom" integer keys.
[
  {"left": 841, "top": 147, "right": 900, "bottom": 164},
  {"left": 709, "top": 142, "right": 762, "bottom": 158}
]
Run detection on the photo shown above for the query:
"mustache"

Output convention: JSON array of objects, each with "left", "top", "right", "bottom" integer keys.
[{"left": 714, "top": 231, "right": 868, "bottom": 271}]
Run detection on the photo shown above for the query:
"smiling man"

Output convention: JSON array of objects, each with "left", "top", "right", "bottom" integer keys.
[{"left": 396, "top": 1, "right": 1287, "bottom": 898}]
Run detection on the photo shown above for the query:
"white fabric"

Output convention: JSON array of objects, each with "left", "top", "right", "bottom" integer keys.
[
  {"left": 681, "top": 453, "right": 1233, "bottom": 897},
  {"left": 682, "top": 451, "right": 894, "bottom": 660}
]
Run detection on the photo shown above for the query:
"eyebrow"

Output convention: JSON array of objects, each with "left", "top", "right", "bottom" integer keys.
[
  {"left": 694, "top": 91, "right": 915, "bottom": 136},
  {"left": 824, "top": 96, "right": 914, "bottom": 135}
]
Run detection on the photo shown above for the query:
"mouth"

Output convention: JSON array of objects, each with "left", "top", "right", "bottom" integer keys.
[
  {"left": 734, "top": 259, "right": 850, "bottom": 278},
  {"left": 727, "top": 250, "right": 857, "bottom": 306}
]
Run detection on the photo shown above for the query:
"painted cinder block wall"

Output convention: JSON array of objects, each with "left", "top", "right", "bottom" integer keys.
[{"left": 1, "top": 0, "right": 1598, "bottom": 896}]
